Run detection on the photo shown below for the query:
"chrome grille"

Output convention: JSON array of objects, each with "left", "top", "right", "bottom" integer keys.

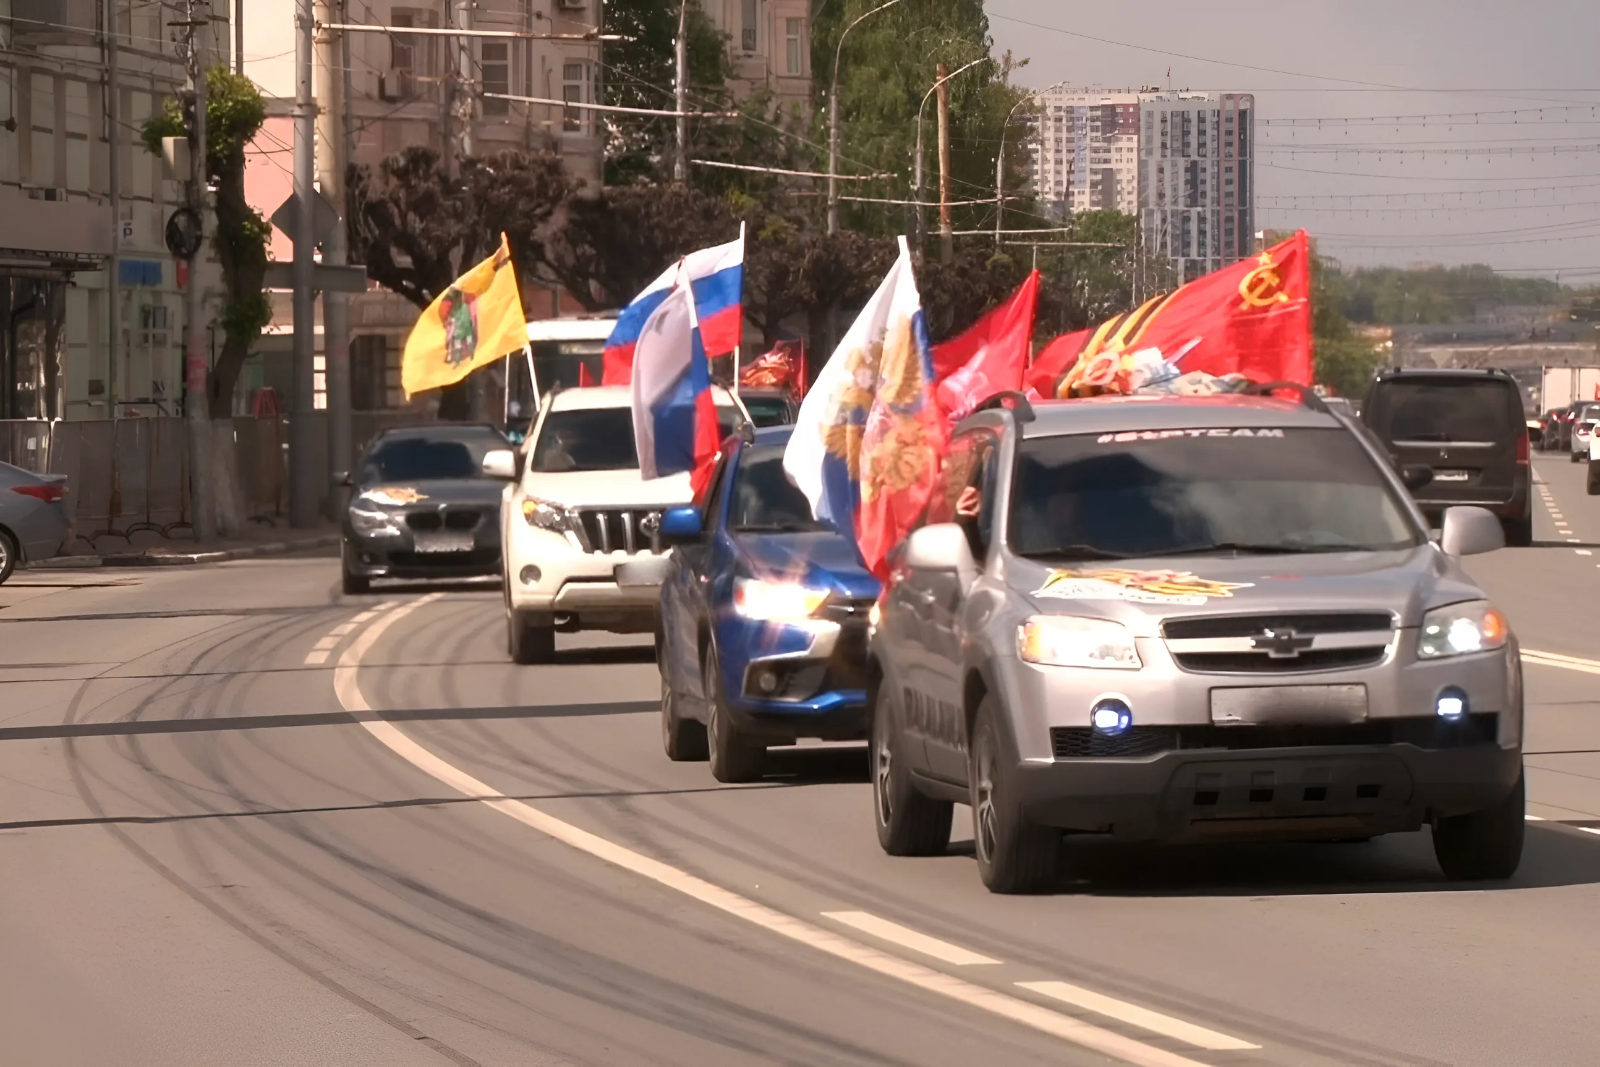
[
  {"left": 1164, "top": 612, "right": 1394, "bottom": 675},
  {"left": 576, "top": 508, "right": 664, "bottom": 555}
]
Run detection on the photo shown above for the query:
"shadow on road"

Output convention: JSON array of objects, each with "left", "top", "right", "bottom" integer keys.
[{"left": 756, "top": 744, "right": 870, "bottom": 785}]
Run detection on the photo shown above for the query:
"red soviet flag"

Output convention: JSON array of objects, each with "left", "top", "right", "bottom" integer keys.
[
  {"left": 1024, "top": 328, "right": 1090, "bottom": 397},
  {"left": 931, "top": 271, "right": 1039, "bottom": 421},
  {"left": 1048, "top": 230, "right": 1312, "bottom": 398}
]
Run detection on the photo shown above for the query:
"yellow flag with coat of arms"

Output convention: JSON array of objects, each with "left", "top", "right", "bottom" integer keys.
[{"left": 401, "top": 232, "right": 528, "bottom": 398}]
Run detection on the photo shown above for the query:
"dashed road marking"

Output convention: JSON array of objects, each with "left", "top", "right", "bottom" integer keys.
[
  {"left": 304, "top": 651, "right": 329, "bottom": 665},
  {"left": 334, "top": 595, "right": 1235, "bottom": 1067},
  {"left": 1018, "top": 981, "right": 1261, "bottom": 1051},
  {"left": 1523, "top": 648, "right": 1600, "bottom": 676},
  {"left": 304, "top": 603, "right": 394, "bottom": 666},
  {"left": 822, "top": 911, "right": 1002, "bottom": 966}
]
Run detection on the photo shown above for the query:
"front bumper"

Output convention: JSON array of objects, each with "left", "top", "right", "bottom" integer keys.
[
  {"left": 506, "top": 525, "right": 669, "bottom": 632},
  {"left": 713, "top": 613, "right": 870, "bottom": 742},
  {"left": 343, "top": 531, "right": 501, "bottom": 579}
]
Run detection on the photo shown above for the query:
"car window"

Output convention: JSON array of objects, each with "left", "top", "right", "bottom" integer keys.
[
  {"left": 1008, "top": 427, "right": 1420, "bottom": 559},
  {"left": 358, "top": 431, "right": 505, "bottom": 485},
  {"left": 1366, "top": 379, "right": 1517, "bottom": 444},
  {"left": 742, "top": 395, "right": 794, "bottom": 428},
  {"left": 729, "top": 445, "right": 828, "bottom": 532},
  {"left": 531, "top": 406, "right": 742, "bottom": 473}
]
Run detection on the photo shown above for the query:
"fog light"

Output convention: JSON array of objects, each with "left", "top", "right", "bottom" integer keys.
[
  {"left": 519, "top": 565, "right": 540, "bottom": 585},
  {"left": 1436, "top": 687, "right": 1468, "bottom": 720},
  {"left": 757, "top": 669, "right": 779, "bottom": 694},
  {"left": 1090, "top": 698, "right": 1133, "bottom": 737}
]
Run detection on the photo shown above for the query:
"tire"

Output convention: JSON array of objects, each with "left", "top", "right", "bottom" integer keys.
[
  {"left": 508, "top": 608, "right": 556, "bottom": 664},
  {"left": 970, "top": 696, "right": 1060, "bottom": 894},
  {"left": 1432, "top": 770, "right": 1525, "bottom": 881},
  {"left": 1501, "top": 513, "right": 1533, "bottom": 548},
  {"left": 1588, "top": 461, "right": 1600, "bottom": 496},
  {"left": 0, "top": 528, "right": 16, "bottom": 586},
  {"left": 704, "top": 644, "right": 764, "bottom": 783},
  {"left": 872, "top": 683, "right": 953, "bottom": 856},
  {"left": 1571, "top": 450, "right": 1583, "bottom": 463},
  {"left": 661, "top": 672, "right": 708, "bottom": 761}
]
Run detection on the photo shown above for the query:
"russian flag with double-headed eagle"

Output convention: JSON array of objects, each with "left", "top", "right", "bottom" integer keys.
[{"left": 602, "top": 227, "right": 745, "bottom": 385}]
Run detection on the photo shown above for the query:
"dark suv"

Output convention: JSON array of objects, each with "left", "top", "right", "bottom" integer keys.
[{"left": 1362, "top": 368, "right": 1532, "bottom": 546}]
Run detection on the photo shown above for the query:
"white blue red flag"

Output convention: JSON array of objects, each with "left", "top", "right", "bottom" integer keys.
[
  {"left": 783, "top": 237, "right": 943, "bottom": 576},
  {"left": 603, "top": 226, "right": 745, "bottom": 385},
  {"left": 629, "top": 274, "right": 721, "bottom": 490}
]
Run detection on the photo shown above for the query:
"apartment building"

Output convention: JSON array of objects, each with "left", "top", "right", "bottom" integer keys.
[
  {"left": 0, "top": 1, "right": 223, "bottom": 421},
  {"left": 1026, "top": 87, "right": 1255, "bottom": 283},
  {"left": 700, "top": 0, "right": 812, "bottom": 114}
]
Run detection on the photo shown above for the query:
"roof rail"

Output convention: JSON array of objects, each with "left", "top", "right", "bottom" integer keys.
[
  {"left": 1241, "top": 380, "right": 1330, "bottom": 413},
  {"left": 973, "top": 391, "right": 1036, "bottom": 423}
]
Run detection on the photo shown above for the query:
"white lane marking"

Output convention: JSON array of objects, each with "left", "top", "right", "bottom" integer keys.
[
  {"left": 821, "top": 911, "right": 1001, "bottom": 966},
  {"left": 313, "top": 635, "right": 341, "bottom": 651},
  {"left": 1018, "top": 981, "right": 1260, "bottom": 1052},
  {"left": 335, "top": 597, "right": 1224, "bottom": 1067},
  {"left": 351, "top": 611, "right": 378, "bottom": 623},
  {"left": 303, "top": 650, "right": 329, "bottom": 665},
  {"left": 1578, "top": 550, "right": 1593, "bottom": 556},
  {"left": 1525, "top": 815, "right": 1544, "bottom": 821},
  {"left": 330, "top": 622, "right": 358, "bottom": 636},
  {"left": 1522, "top": 649, "right": 1600, "bottom": 677},
  {"left": 1583, "top": 828, "right": 1600, "bottom": 838}
]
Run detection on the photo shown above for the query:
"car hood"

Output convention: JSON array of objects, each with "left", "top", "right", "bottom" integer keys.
[
  {"left": 353, "top": 479, "right": 505, "bottom": 509},
  {"left": 521, "top": 468, "right": 694, "bottom": 508},
  {"left": 735, "top": 530, "right": 881, "bottom": 599},
  {"left": 1008, "top": 544, "right": 1482, "bottom": 636}
]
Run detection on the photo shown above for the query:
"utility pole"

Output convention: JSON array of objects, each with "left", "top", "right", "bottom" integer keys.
[
  {"left": 455, "top": 0, "right": 472, "bottom": 161},
  {"left": 673, "top": 0, "right": 687, "bottom": 183},
  {"left": 935, "top": 60, "right": 953, "bottom": 265},
  {"left": 182, "top": 0, "right": 215, "bottom": 540},
  {"left": 106, "top": 0, "right": 121, "bottom": 417},
  {"left": 233, "top": 0, "right": 243, "bottom": 74},
  {"left": 315, "top": 0, "right": 351, "bottom": 512},
  {"left": 289, "top": 0, "right": 319, "bottom": 527}
]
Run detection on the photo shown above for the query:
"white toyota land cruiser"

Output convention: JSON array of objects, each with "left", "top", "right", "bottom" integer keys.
[{"left": 489, "top": 385, "right": 746, "bottom": 663}]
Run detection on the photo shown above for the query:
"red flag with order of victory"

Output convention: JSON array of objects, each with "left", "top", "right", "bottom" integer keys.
[{"left": 930, "top": 270, "right": 1039, "bottom": 421}]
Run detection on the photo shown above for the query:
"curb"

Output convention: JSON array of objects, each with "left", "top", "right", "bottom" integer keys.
[{"left": 31, "top": 534, "right": 342, "bottom": 570}]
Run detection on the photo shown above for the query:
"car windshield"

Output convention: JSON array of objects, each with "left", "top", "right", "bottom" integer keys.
[
  {"left": 1008, "top": 427, "right": 1420, "bottom": 559},
  {"left": 730, "top": 445, "right": 829, "bottom": 531},
  {"left": 531, "top": 406, "right": 742, "bottom": 473},
  {"left": 358, "top": 431, "right": 505, "bottom": 485},
  {"left": 742, "top": 396, "right": 794, "bottom": 428},
  {"left": 1366, "top": 379, "right": 1515, "bottom": 444}
]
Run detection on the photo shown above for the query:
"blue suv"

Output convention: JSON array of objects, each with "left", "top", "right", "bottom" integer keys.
[{"left": 657, "top": 426, "right": 880, "bottom": 782}]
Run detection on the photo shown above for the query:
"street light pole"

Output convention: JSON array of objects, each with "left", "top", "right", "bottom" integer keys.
[
  {"left": 182, "top": 0, "right": 214, "bottom": 541},
  {"left": 912, "top": 57, "right": 982, "bottom": 255},
  {"left": 827, "top": 0, "right": 902, "bottom": 235},
  {"left": 996, "top": 80, "right": 1070, "bottom": 247},
  {"left": 289, "top": 0, "right": 318, "bottom": 527}
]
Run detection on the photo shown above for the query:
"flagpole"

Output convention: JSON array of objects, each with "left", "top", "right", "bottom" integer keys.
[{"left": 523, "top": 344, "right": 539, "bottom": 413}]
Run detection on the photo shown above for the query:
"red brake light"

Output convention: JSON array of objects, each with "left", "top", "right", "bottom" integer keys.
[
  {"left": 1516, "top": 432, "right": 1530, "bottom": 465},
  {"left": 10, "top": 483, "right": 66, "bottom": 504}
]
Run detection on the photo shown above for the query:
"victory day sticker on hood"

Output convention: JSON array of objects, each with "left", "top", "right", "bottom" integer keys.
[{"left": 1034, "top": 568, "right": 1253, "bottom": 606}]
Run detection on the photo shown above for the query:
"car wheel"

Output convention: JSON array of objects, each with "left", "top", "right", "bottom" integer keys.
[
  {"left": 661, "top": 672, "right": 708, "bottom": 761},
  {"left": 1571, "top": 450, "right": 1583, "bottom": 463},
  {"left": 970, "top": 696, "right": 1060, "bottom": 894},
  {"left": 1432, "top": 769, "right": 1525, "bottom": 881},
  {"left": 872, "top": 683, "right": 952, "bottom": 856},
  {"left": 508, "top": 608, "right": 556, "bottom": 664},
  {"left": 0, "top": 528, "right": 16, "bottom": 586},
  {"left": 1588, "top": 461, "right": 1600, "bottom": 496},
  {"left": 704, "top": 644, "right": 763, "bottom": 783},
  {"left": 1501, "top": 513, "right": 1533, "bottom": 547}
]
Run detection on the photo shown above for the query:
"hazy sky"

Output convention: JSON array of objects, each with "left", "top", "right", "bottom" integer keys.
[{"left": 986, "top": 0, "right": 1600, "bottom": 280}]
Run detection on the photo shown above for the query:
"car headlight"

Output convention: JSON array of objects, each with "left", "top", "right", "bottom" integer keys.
[
  {"left": 1418, "top": 600, "right": 1508, "bottom": 659},
  {"left": 1018, "top": 616, "right": 1142, "bottom": 670},
  {"left": 348, "top": 505, "right": 400, "bottom": 535},
  {"left": 733, "top": 577, "right": 830, "bottom": 621},
  {"left": 522, "top": 497, "right": 577, "bottom": 533}
]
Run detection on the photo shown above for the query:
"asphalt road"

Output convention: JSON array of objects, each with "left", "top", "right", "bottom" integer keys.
[{"left": 4, "top": 452, "right": 1600, "bottom": 1067}]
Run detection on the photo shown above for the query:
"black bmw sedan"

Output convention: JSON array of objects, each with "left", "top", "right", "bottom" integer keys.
[{"left": 340, "top": 424, "right": 510, "bottom": 594}]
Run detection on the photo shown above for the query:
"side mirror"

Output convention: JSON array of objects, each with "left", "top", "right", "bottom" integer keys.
[
  {"left": 904, "top": 522, "right": 978, "bottom": 589},
  {"left": 334, "top": 470, "right": 353, "bottom": 488},
  {"left": 1440, "top": 506, "right": 1505, "bottom": 556},
  {"left": 1400, "top": 464, "right": 1434, "bottom": 492},
  {"left": 659, "top": 506, "right": 704, "bottom": 546},
  {"left": 481, "top": 448, "right": 517, "bottom": 480}
]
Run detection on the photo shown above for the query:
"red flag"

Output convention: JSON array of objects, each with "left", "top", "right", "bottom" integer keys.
[
  {"left": 739, "top": 341, "right": 803, "bottom": 391},
  {"left": 1051, "top": 231, "right": 1312, "bottom": 398},
  {"left": 931, "top": 271, "right": 1040, "bottom": 421},
  {"left": 578, "top": 362, "right": 596, "bottom": 387},
  {"left": 1024, "top": 329, "right": 1090, "bottom": 397}
]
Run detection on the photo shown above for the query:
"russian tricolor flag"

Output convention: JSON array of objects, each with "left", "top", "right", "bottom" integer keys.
[
  {"left": 602, "top": 226, "right": 744, "bottom": 385},
  {"left": 630, "top": 273, "right": 720, "bottom": 490}
]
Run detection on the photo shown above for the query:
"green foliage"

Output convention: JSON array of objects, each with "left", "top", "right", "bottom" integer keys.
[
  {"left": 139, "top": 66, "right": 267, "bottom": 179},
  {"left": 1311, "top": 255, "right": 1385, "bottom": 398},
  {"left": 1334, "top": 263, "right": 1566, "bottom": 325}
]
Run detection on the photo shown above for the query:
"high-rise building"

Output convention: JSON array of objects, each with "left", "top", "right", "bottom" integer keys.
[{"left": 1026, "top": 87, "right": 1254, "bottom": 283}]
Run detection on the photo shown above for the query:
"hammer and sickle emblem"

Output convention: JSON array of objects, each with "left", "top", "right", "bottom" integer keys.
[{"left": 1239, "top": 251, "right": 1291, "bottom": 310}]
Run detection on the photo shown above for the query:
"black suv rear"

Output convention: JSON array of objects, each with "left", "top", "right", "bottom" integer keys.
[{"left": 1362, "top": 368, "right": 1531, "bottom": 545}]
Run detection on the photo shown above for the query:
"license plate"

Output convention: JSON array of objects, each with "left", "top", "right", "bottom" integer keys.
[
  {"left": 1211, "top": 684, "right": 1369, "bottom": 726},
  {"left": 1432, "top": 470, "right": 1470, "bottom": 482},
  {"left": 413, "top": 532, "right": 474, "bottom": 554}
]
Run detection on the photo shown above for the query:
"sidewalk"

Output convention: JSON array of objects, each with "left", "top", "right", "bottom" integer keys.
[{"left": 32, "top": 522, "right": 340, "bottom": 570}]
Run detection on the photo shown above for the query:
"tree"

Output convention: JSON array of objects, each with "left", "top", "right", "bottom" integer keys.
[
  {"left": 1312, "top": 256, "right": 1385, "bottom": 399},
  {"left": 141, "top": 65, "right": 269, "bottom": 419}
]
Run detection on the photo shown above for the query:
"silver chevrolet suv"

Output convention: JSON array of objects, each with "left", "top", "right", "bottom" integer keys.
[{"left": 867, "top": 391, "right": 1524, "bottom": 893}]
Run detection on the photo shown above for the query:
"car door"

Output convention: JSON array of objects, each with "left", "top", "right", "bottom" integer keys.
[{"left": 664, "top": 450, "right": 733, "bottom": 720}]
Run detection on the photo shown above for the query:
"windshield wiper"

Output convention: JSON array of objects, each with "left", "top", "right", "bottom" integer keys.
[{"left": 1017, "top": 545, "right": 1135, "bottom": 561}]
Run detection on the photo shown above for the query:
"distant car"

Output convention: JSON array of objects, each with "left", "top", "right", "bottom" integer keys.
[
  {"left": 1537, "top": 410, "right": 1562, "bottom": 451},
  {"left": 339, "top": 424, "right": 511, "bottom": 595},
  {"left": 736, "top": 387, "right": 800, "bottom": 428},
  {"left": 1569, "top": 401, "right": 1600, "bottom": 463},
  {"left": 1362, "top": 367, "right": 1532, "bottom": 546},
  {"left": 1550, "top": 405, "right": 1578, "bottom": 451},
  {"left": 0, "top": 460, "right": 69, "bottom": 585},
  {"left": 655, "top": 425, "right": 879, "bottom": 782}
]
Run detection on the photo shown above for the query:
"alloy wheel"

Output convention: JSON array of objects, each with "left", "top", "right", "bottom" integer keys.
[
  {"left": 974, "top": 737, "right": 998, "bottom": 864},
  {"left": 874, "top": 728, "right": 894, "bottom": 826}
]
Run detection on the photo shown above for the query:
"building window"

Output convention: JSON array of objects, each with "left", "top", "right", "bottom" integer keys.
[
  {"left": 741, "top": 0, "right": 758, "bottom": 52},
  {"left": 785, "top": 17, "right": 803, "bottom": 74},
  {"left": 482, "top": 41, "right": 509, "bottom": 116},
  {"left": 562, "top": 62, "right": 585, "bottom": 132}
]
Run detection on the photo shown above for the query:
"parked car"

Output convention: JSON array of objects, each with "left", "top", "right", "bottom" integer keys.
[
  {"left": 1362, "top": 367, "right": 1532, "bottom": 546},
  {"left": 655, "top": 425, "right": 879, "bottom": 782},
  {"left": 338, "top": 424, "right": 511, "bottom": 594},
  {"left": 868, "top": 391, "right": 1522, "bottom": 893},
  {"left": 0, "top": 460, "right": 69, "bottom": 584}
]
